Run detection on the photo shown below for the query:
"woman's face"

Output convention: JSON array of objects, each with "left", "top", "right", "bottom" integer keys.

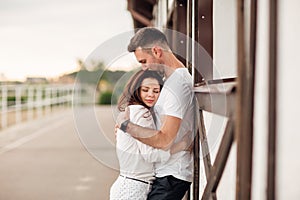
[{"left": 140, "top": 77, "right": 161, "bottom": 107}]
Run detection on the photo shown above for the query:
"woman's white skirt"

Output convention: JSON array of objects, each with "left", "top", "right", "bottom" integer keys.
[{"left": 110, "top": 176, "right": 152, "bottom": 200}]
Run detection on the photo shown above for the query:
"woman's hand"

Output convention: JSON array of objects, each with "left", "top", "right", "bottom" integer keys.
[
  {"left": 115, "top": 107, "right": 131, "bottom": 138},
  {"left": 116, "top": 107, "right": 130, "bottom": 127},
  {"left": 170, "top": 131, "right": 194, "bottom": 154}
]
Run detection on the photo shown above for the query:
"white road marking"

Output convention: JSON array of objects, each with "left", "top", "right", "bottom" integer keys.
[
  {"left": 74, "top": 185, "right": 91, "bottom": 191},
  {"left": 0, "top": 118, "right": 67, "bottom": 155},
  {"left": 79, "top": 176, "right": 95, "bottom": 182}
]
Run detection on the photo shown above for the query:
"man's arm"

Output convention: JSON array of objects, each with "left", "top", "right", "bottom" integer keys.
[{"left": 121, "top": 114, "right": 181, "bottom": 150}]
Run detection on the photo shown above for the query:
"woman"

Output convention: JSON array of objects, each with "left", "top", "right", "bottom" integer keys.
[{"left": 110, "top": 70, "right": 185, "bottom": 200}]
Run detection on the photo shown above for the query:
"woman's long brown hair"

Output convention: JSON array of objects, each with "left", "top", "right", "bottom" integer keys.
[{"left": 117, "top": 70, "right": 164, "bottom": 112}]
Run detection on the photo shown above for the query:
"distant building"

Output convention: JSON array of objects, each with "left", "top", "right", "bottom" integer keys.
[
  {"left": 26, "top": 77, "right": 48, "bottom": 84},
  {"left": 55, "top": 74, "right": 76, "bottom": 84}
]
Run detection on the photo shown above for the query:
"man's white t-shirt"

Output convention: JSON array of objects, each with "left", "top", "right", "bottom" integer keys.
[{"left": 154, "top": 68, "right": 195, "bottom": 182}]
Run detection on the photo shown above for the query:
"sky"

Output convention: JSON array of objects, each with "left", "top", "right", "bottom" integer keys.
[{"left": 0, "top": 0, "right": 137, "bottom": 81}]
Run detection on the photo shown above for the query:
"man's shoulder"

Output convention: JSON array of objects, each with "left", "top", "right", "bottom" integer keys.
[{"left": 167, "top": 68, "right": 192, "bottom": 84}]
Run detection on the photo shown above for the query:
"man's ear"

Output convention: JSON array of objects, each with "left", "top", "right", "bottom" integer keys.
[{"left": 151, "top": 46, "right": 163, "bottom": 58}]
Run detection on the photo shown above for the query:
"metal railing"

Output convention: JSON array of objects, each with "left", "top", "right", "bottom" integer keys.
[{"left": 0, "top": 84, "right": 76, "bottom": 129}]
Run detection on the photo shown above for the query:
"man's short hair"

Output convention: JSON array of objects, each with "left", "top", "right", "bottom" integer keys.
[{"left": 128, "top": 27, "right": 170, "bottom": 52}]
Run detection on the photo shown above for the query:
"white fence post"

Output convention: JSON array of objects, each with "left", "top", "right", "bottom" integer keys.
[
  {"left": 1, "top": 85, "right": 8, "bottom": 129},
  {"left": 36, "top": 86, "right": 42, "bottom": 118},
  {"left": 50, "top": 86, "right": 54, "bottom": 111},
  {"left": 60, "top": 87, "right": 64, "bottom": 107},
  {"left": 45, "top": 87, "right": 51, "bottom": 114},
  {"left": 15, "top": 86, "right": 22, "bottom": 124},
  {"left": 27, "top": 86, "right": 34, "bottom": 121}
]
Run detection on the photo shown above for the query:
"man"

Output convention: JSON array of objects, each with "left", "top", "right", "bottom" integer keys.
[{"left": 118, "top": 27, "right": 195, "bottom": 200}]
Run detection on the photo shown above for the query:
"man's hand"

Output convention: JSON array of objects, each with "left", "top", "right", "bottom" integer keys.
[
  {"left": 170, "top": 131, "right": 193, "bottom": 154},
  {"left": 182, "top": 131, "right": 194, "bottom": 153}
]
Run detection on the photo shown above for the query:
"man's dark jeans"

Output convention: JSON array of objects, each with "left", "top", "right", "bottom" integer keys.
[{"left": 147, "top": 175, "right": 191, "bottom": 200}]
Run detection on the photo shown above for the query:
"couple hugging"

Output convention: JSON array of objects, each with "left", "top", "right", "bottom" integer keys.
[{"left": 110, "top": 27, "right": 195, "bottom": 200}]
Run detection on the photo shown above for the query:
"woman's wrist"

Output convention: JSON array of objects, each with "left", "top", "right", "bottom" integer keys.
[{"left": 120, "top": 119, "right": 130, "bottom": 132}]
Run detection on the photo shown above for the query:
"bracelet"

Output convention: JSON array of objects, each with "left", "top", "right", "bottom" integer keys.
[{"left": 120, "top": 120, "right": 130, "bottom": 132}]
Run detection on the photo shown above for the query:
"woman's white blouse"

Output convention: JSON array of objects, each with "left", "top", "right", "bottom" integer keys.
[{"left": 116, "top": 105, "right": 170, "bottom": 182}]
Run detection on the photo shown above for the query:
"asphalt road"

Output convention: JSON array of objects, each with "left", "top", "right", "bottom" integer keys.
[{"left": 0, "top": 106, "right": 119, "bottom": 200}]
